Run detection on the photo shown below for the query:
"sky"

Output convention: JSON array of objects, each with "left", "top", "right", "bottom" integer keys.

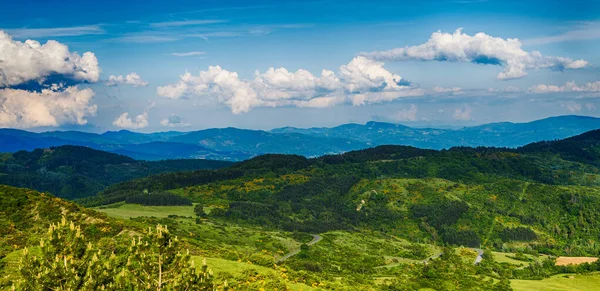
[{"left": 1, "top": 0, "right": 599, "bottom": 132}]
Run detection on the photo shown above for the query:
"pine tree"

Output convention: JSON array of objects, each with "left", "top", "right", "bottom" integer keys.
[
  {"left": 115, "top": 225, "right": 213, "bottom": 290},
  {"left": 15, "top": 218, "right": 214, "bottom": 290}
]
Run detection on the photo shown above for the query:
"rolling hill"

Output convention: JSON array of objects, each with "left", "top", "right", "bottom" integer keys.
[
  {"left": 87, "top": 128, "right": 600, "bottom": 256},
  {"left": 2, "top": 115, "right": 600, "bottom": 161},
  {"left": 0, "top": 145, "right": 233, "bottom": 199}
]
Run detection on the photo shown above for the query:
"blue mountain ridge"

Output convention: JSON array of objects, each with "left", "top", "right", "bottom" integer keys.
[{"left": 2, "top": 115, "right": 599, "bottom": 161}]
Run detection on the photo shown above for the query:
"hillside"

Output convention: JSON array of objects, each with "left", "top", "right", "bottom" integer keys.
[
  {"left": 0, "top": 184, "right": 125, "bottom": 260},
  {"left": 2, "top": 115, "right": 600, "bottom": 161},
  {"left": 88, "top": 129, "right": 600, "bottom": 257},
  {"left": 4, "top": 130, "right": 600, "bottom": 289},
  {"left": 0, "top": 145, "right": 233, "bottom": 199}
]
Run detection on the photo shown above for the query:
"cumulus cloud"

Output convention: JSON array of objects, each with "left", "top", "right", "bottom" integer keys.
[
  {"left": 157, "top": 56, "right": 423, "bottom": 113},
  {"left": 453, "top": 105, "right": 472, "bottom": 121},
  {"left": 0, "top": 30, "right": 100, "bottom": 87},
  {"left": 528, "top": 80, "right": 600, "bottom": 93},
  {"left": 106, "top": 73, "right": 148, "bottom": 87},
  {"left": 0, "top": 85, "right": 97, "bottom": 128},
  {"left": 393, "top": 104, "right": 418, "bottom": 121},
  {"left": 362, "top": 28, "right": 588, "bottom": 80},
  {"left": 113, "top": 112, "right": 149, "bottom": 129},
  {"left": 160, "top": 114, "right": 191, "bottom": 127}
]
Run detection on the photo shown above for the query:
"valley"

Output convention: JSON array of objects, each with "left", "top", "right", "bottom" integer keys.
[{"left": 4, "top": 129, "right": 600, "bottom": 289}]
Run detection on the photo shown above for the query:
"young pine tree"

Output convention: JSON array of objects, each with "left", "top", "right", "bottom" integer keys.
[{"left": 15, "top": 218, "right": 214, "bottom": 291}]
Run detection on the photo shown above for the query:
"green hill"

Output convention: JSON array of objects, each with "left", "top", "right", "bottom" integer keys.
[
  {"left": 86, "top": 130, "right": 600, "bottom": 257},
  {"left": 6, "top": 130, "right": 600, "bottom": 289},
  {"left": 0, "top": 184, "right": 125, "bottom": 260},
  {"left": 0, "top": 145, "right": 233, "bottom": 199}
]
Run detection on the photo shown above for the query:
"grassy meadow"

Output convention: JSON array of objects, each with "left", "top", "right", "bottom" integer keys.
[{"left": 512, "top": 273, "right": 600, "bottom": 291}]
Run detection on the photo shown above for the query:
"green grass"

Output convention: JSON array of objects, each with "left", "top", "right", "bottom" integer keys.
[
  {"left": 492, "top": 251, "right": 548, "bottom": 266},
  {"left": 192, "top": 256, "right": 314, "bottom": 290},
  {"left": 512, "top": 273, "right": 600, "bottom": 291},
  {"left": 94, "top": 203, "right": 195, "bottom": 219}
]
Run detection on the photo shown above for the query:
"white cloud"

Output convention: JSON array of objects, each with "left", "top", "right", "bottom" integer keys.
[
  {"left": 160, "top": 114, "right": 191, "bottom": 127},
  {"left": 0, "top": 85, "right": 97, "bottom": 128},
  {"left": 560, "top": 101, "right": 582, "bottom": 113},
  {"left": 487, "top": 86, "right": 521, "bottom": 93},
  {"left": 453, "top": 105, "right": 472, "bottom": 121},
  {"left": 170, "top": 51, "right": 205, "bottom": 57},
  {"left": 113, "top": 112, "right": 149, "bottom": 129},
  {"left": 528, "top": 80, "right": 600, "bottom": 93},
  {"left": 149, "top": 19, "right": 227, "bottom": 28},
  {"left": 0, "top": 30, "right": 100, "bottom": 87},
  {"left": 108, "top": 34, "right": 178, "bottom": 43},
  {"left": 362, "top": 28, "right": 588, "bottom": 80},
  {"left": 157, "top": 56, "right": 422, "bottom": 113},
  {"left": 5, "top": 25, "right": 105, "bottom": 38},
  {"left": 433, "top": 86, "right": 463, "bottom": 94},
  {"left": 393, "top": 104, "right": 418, "bottom": 121},
  {"left": 107, "top": 73, "right": 148, "bottom": 87},
  {"left": 186, "top": 32, "right": 241, "bottom": 40},
  {"left": 292, "top": 96, "right": 346, "bottom": 108}
]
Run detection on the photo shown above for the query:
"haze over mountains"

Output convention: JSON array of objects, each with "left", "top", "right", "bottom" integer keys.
[{"left": 2, "top": 115, "right": 599, "bottom": 161}]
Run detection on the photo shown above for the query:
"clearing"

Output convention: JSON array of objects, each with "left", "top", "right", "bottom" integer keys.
[
  {"left": 555, "top": 257, "right": 598, "bottom": 266},
  {"left": 512, "top": 273, "right": 600, "bottom": 291}
]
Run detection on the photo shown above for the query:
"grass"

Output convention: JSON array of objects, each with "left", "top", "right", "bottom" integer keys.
[
  {"left": 512, "top": 273, "right": 600, "bottom": 291},
  {"left": 94, "top": 203, "right": 195, "bottom": 219},
  {"left": 492, "top": 251, "right": 548, "bottom": 266},
  {"left": 192, "top": 256, "right": 314, "bottom": 290}
]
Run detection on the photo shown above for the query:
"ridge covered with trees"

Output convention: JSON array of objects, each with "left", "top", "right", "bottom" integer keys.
[{"left": 0, "top": 145, "right": 233, "bottom": 199}]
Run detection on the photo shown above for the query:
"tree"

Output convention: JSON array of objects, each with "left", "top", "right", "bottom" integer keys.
[
  {"left": 15, "top": 217, "right": 214, "bottom": 291},
  {"left": 117, "top": 225, "right": 213, "bottom": 290},
  {"left": 194, "top": 203, "right": 207, "bottom": 218}
]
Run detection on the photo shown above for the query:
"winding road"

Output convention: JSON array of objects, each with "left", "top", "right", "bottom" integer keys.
[{"left": 276, "top": 234, "right": 322, "bottom": 263}]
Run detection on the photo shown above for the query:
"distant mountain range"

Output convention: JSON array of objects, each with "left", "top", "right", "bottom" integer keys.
[{"left": 2, "top": 115, "right": 600, "bottom": 161}]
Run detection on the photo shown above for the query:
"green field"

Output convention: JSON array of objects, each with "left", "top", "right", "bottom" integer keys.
[
  {"left": 192, "top": 257, "right": 314, "bottom": 290},
  {"left": 512, "top": 273, "right": 600, "bottom": 291},
  {"left": 492, "top": 251, "right": 549, "bottom": 266},
  {"left": 94, "top": 202, "right": 195, "bottom": 219}
]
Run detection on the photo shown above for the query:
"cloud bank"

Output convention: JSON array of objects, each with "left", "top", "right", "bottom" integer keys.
[
  {"left": 157, "top": 56, "right": 424, "bottom": 114},
  {"left": 0, "top": 85, "right": 97, "bottom": 128},
  {"left": 529, "top": 80, "right": 600, "bottom": 93},
  {"left": 0, "top": 30, "right": 100, "bottom": 128},
  {"left": 0, "top": 30, "right": 100, "bottom": 87},
  {"left": 362, "top": 28, "right": 588, "bottom": 80}
]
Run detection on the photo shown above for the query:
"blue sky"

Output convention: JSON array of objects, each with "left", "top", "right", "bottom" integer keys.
[{"left": 1, "top": 0, "right": 599, "bottom": 132}]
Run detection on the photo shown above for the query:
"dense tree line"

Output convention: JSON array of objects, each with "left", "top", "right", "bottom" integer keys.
[
  {"left": 125, "top": 192, "right": 192, "bottom": 206},
  {"left": 0, "top": 145, "right": 232, "bottom": 199}
]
